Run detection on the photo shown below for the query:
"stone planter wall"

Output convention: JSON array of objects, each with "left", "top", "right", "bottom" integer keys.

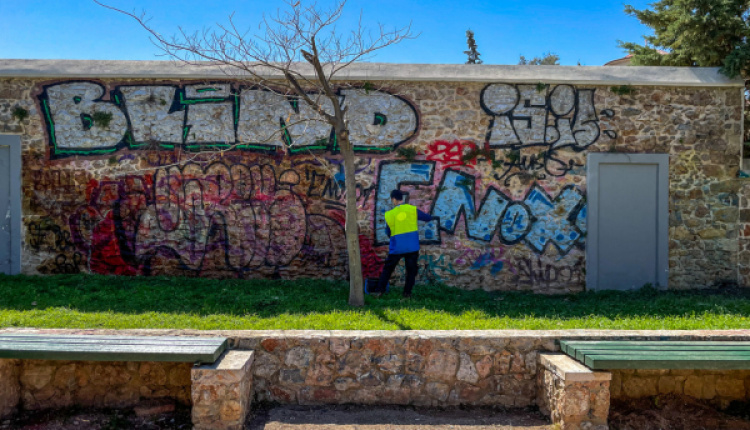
[{"left": 242, "top": 333, "right": 550, "bottom": 407}]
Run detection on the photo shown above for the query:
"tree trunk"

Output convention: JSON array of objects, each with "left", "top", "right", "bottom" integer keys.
[{"left": 338, "top": 130, "right": 365, "bottom": 307}]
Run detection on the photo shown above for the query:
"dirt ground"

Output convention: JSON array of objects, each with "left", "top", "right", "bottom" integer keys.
[
  {"left": 609, "top": 395, "right": 750, "bottom": 430},
  {"left": 248, "top": 405, "right": 552, "bottom": 429},
  {"left": 4, "top": 397, "right": 750, "bottom": 430},
  {"left": 2, "top": 405, "right": 551, "bottom": 430},
  {"left": 0, "top": 406, "right": 194, "bottom": 429}
]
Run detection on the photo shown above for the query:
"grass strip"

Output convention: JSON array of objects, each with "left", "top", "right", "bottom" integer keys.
[{"left": 0, "top": 274, "right": 748, "bottom": 331}]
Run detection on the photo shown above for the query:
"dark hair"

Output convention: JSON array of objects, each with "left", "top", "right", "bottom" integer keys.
[{"left": 390, "top": 189, "right": 404, "bottom": 201}]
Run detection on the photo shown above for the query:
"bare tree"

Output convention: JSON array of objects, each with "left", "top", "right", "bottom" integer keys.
[{"left": 95, "top": 0, "right": 414, "bottom": 306}]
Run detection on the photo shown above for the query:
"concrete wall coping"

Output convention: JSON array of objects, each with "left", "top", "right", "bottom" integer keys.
[
  {"left": 540, "top": 353, "right": 612, "bottom": 382},
  {"left": 0, "top": 59, "right": 743, "bottom": 87},
  {"left": 4, "top": 328, "right": 750, "bottom": 340},
  {"left": 195, "top": 350, "right": 254, "bottom": 371}
]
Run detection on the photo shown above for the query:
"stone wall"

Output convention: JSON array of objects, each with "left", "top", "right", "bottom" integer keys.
[
  {"left": 611, "top": 369, "right": 750, "bottom": 408},
  {"left": 238, "top": 332, "right": 551, "bottom": 407},
  {"left": 0, "top": 74, "right": 744, "bottom": 291},
  {"left": 16, "top": 359, "right": 191, "bottom": 410},
  {"left": 0, "top": 360, "right": 20, "bottom": 418}
]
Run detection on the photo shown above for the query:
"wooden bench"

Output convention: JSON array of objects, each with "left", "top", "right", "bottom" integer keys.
[
  {"left": 559, "top": 340, "right": 750, "bottom": 370},
  {"left": 538, "top": 340, "right": 750, "bottom": 430},
  {"left": 0, "top": 334, "right": 228, "bottom": 363},
  {"left": 0, "top": 333, "right": 254, "bottom": 430}
]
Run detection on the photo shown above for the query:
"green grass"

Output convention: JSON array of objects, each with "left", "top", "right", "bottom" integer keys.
[{"left": 0, "top": 274, "right": 749, "bottom": 330}]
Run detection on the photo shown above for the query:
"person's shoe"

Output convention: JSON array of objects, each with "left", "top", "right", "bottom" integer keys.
[
  {"left": 401, "top": 294, "right": 412, "bottom": 301},
  {"left": 371, "top": 292, "right": 382, "bottom": 298}
]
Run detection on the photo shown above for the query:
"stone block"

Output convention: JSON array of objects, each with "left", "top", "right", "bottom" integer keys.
[
  {"left": 716, "top": 377, "right": 745, "bottom": 399},
  {"left": 424, "top": 349, "right": 459, "bottom": 382},
  {"left": 622, "top": 376, "right": 658, "bottom": 398},
  {"left": 456, "top": 353, "right": 479, "bottom": 384},
  {"left": 0, "top": 360, "right": 20, "bottom": 419},
  {"left": 192, "top": 351, "right": 254, "bottom": 430},
  {"left": 684, "top": 375, "right": 703, "bottom": 398}
]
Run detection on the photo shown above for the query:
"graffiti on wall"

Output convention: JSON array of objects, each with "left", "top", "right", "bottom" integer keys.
[
  {"left": 480, "top": 83, "right": 615, "bottom": 184},
  {"left": 374, "top": 162, "right": 586, "bottom": 256},
  {"left": 58, "top": 161, "right": 349, "bottom": 277},
  {"left": 27, "top": 80, "right": 613, "bottom": 288},
  {"left": 509, "top": 256, "right": 585, "bottom": 288},
  {"left": 38, "top": 82, "right": 419, "bottom": 158}
]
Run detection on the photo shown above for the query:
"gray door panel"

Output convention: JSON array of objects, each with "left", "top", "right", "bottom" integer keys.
[
  {"left": 0, "top": 144, "right": 9, "bottom": 274},
  {"left": 587, "top": 154, "right": 669, "bottom": 290},
  {"left": 0, "top": 135, "right": 21, "bottom": 275}
]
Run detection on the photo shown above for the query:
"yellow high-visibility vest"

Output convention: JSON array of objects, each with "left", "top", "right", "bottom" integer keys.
[{"left": 384, "top": 204, "right": 421, "bottom": 254}]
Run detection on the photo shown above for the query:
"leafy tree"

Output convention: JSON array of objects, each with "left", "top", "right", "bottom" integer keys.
[
  {"left": 620, "top": 0, "right": 750, "bottom": 147},
  {"left": 464, "top": 30, "right": 483, "bottom": 64},
  {"left": 619, "top": 0, "right": 750, "bottom": 77},
  {"left": 518, "top": 52, "right": 560, "bottom": 65},
  {"left": 96, "top": 0, "right": 413, "bottom": 307}
]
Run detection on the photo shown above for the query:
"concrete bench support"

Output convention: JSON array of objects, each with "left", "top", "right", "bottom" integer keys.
[
  {"left": 0, "top": 360, "right": 20, "bottom": 419},
  {"left": 191, "top": 351, "right": 254, "bottom": 430},
  {"left": 537, "top": 353, "right": 611, "bottom": 430}
]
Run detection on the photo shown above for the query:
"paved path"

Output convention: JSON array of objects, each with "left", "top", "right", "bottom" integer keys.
[{"left": 249, "top": 405, "right": 552, "bottom": 429}]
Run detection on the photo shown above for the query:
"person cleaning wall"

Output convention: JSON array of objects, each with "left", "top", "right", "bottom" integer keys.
[{"left": 377, "top": 189, "right": 433, "bottom": 299}]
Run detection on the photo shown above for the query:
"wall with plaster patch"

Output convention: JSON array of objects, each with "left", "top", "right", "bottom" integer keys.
[{"left": 0, "top": 75, "right": 743, "bottom": 292}]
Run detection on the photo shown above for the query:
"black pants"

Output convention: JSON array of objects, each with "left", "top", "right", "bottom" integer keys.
[{"left": 378, "top": 251, "right": 419, "bottom": 297}]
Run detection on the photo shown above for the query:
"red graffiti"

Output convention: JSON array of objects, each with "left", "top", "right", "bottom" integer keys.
[
  {"left": 327, "top": 210, "right": 384, "bottom": 278},
  {"left": 426, "top": 140, "right": 477, "bottom": 168},
  {"left": 70, "top": 179, "right": 146, "bottom": 276},
  {"left": 358, "top": 234, "right": 384, "bottom": 278}
]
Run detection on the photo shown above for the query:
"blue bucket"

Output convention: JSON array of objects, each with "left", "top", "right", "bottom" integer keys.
[{"left": 364, "top": 278, "right": 389, "bottom": 295}]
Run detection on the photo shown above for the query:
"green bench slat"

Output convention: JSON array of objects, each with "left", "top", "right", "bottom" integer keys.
[
  {"left": 575, "top": 350, "right": 750, "bottom": 361},
  {"left": 566, "top": 345, "right": 750, "bottom": 352},
  {"left": 584, "top": 355, "right": 750, "bottom": 370},
  {"left": 560, "top": 341, "right": 750, "bottom": 356},
  {"left": 0, "top": 334, "right": 225, "bottom": 343},
  {"left": 0, "top": 335, "right": 225, "bottom": 347},
  {"left": 559, "top": 340, "right": 750, "bottom": 370},
  {"left": 560, "top": 341, "right": 750, "bottom": 351},
  {"left": 561, "top": 340, "right": 750, "bottom": 345},
  {"left": 571, "top": 347, "right": 750, "bottom": 360},
  {"left": 0, "top": 335, "right": 228, "bottom": 363}
]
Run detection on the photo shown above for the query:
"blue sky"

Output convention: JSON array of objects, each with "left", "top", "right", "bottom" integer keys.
[{"left": 0, "top": 0, "right": 653, "bottom": 66}]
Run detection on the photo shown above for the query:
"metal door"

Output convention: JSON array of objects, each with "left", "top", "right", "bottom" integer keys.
[
  {"left": 0, "top": 135, "right": 21, "bottom": 275},
  {"left": 586, "top": 153, "right": 669, "bottom": 290}
]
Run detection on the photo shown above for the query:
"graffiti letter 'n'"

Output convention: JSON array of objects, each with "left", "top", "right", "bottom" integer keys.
[{"left": 431, "top": 170, "right": 510, "bottom": 242}]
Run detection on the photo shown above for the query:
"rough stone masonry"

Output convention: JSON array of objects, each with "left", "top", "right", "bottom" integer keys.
[{"left": 0, "top": 60, "right": 746, "bottom": 292}]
